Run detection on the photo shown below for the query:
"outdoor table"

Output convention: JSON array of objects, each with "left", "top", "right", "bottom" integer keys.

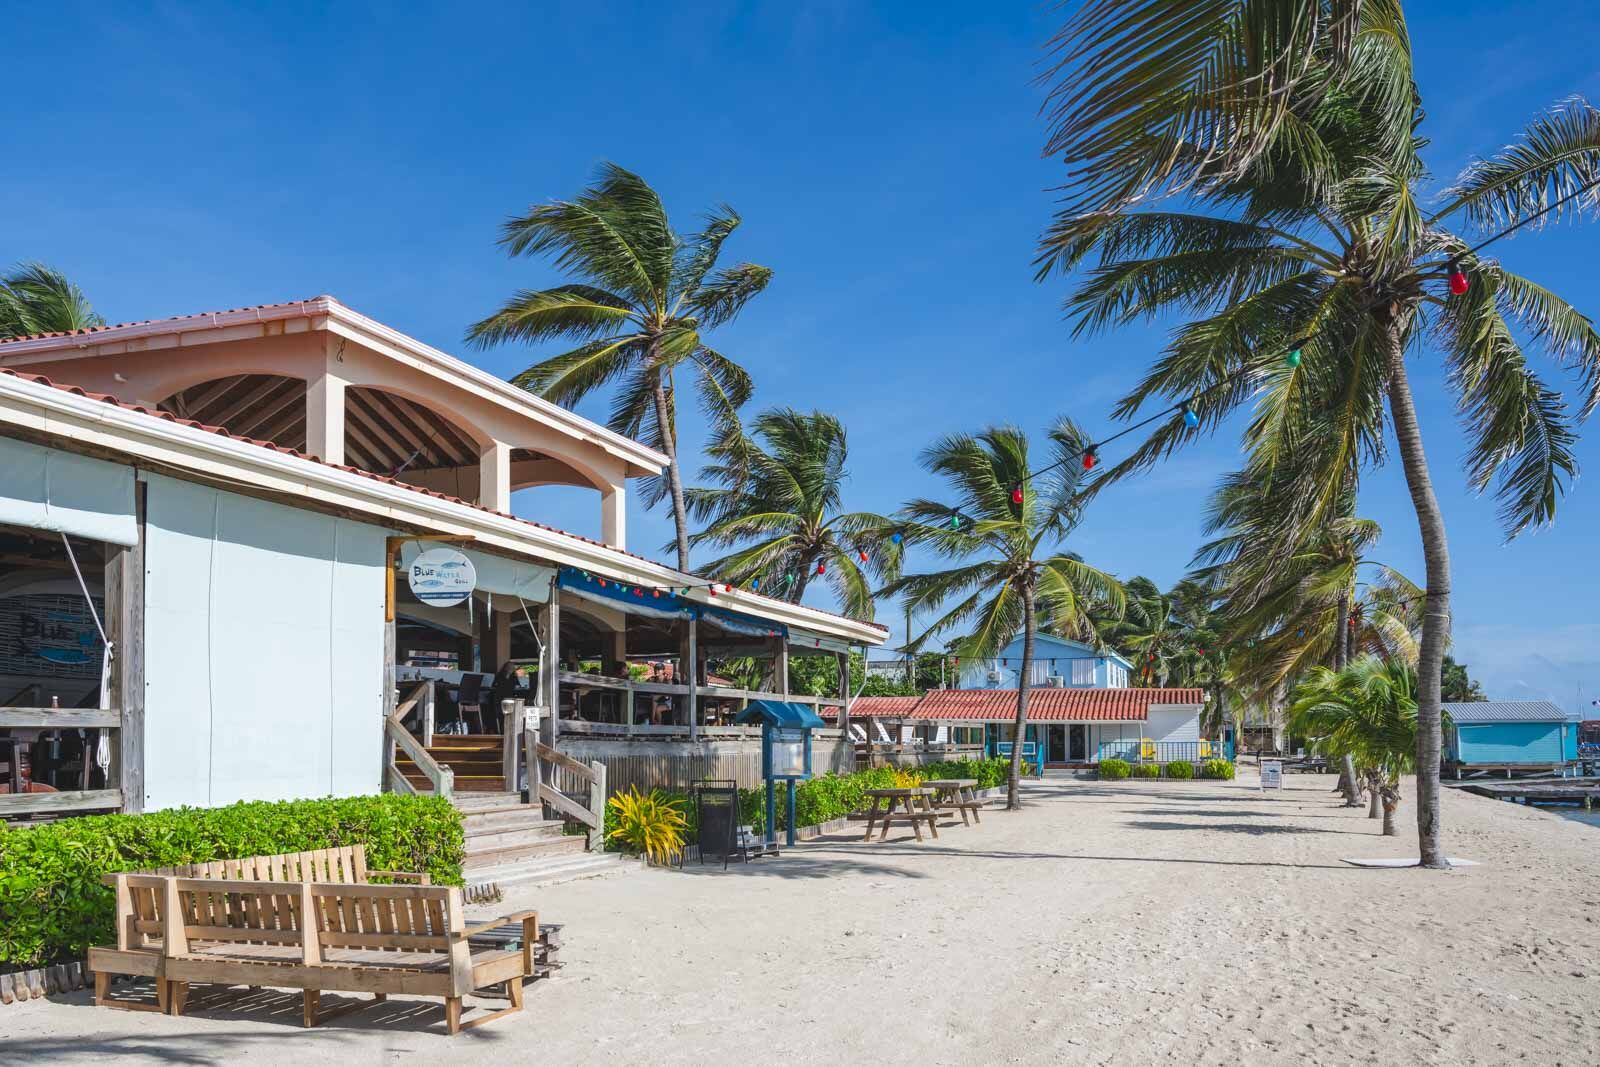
[
  {"left": 853, "top": 787, "right": 939, "bottom": 842},
  {"left": 922, "top": 778, "right": 983, "bottom": 826}
]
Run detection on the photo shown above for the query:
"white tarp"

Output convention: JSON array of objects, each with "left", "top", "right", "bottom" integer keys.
[
  {"left": 398, "top": 541, "right": 553, "bottom": 603},
  {"left": 141, "top": 473, "right": 387, "bottom": 810},
  {"left": 0, "top": 437, "right": 138, "bottom": 546},
  {"left": 789, "top": 627, "right": 851, "bottom": 656}
]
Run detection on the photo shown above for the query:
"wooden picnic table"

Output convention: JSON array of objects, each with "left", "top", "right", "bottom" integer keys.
[
  {"left": 922, "top": 778, "right": 984, "bottom": 826},
  {"left": 851, "top": 787, "right": 939, "bottom": 842}
]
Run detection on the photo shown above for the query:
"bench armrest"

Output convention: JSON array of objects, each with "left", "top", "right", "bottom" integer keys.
[
  {"left": 368, "top": 870, "right": 432, "bottom": 884},
  {"left": 463, "top": 910, "right": 540, "bottom": 939}
]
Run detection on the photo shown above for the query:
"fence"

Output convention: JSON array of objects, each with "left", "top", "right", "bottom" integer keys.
[{"left": 1096, "top": 739, "right": 1223, "bottom": 764}]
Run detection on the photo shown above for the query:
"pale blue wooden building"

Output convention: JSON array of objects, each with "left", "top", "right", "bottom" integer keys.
[{"left": 1442, "top": 700, "right": 1579, "bottom": 775}]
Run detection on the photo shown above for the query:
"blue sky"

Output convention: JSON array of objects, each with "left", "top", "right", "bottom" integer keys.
[{"left": 8, "top": 2, "right": 1600, "bottom": 709}]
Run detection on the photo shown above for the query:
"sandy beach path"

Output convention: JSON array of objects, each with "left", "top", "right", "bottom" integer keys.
[{"left": 7, "top": 768, "right": 1599, "bottom": 1065}]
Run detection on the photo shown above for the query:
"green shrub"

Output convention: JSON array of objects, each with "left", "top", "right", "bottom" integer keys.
[
  {"left": 1130, "top": 762, "right": 1161, "bottom": 778},
  {"left": 1199, "top": 758, "right": 1237, "bottom": 780},
  {"left": 605, "top": 786, "right": 688, "bottom": 864},
  {"left": 1165, "top": 760, "right": 1195, "bottom": 779},
  {"left": 1098, "top": 758, "right": 1132, "bottom": 780},
  {"left": 0, "top": 793, "right": 463, "bottom": 969}
]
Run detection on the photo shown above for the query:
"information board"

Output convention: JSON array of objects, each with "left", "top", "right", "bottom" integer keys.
[
  {"left": 769, "top": 727, "right": 808, "bottom": 777},
  {"left": 1260, "top": 759, "right": 1283, "bottom": 790},
  {"left": 694, "top": 782, "right": 741, "bottom": 868}
]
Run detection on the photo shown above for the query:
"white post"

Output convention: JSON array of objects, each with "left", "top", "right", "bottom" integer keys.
[
  {"left": 479, "top": 440, "right": 512, "bottom": 513},
  {"left": 305, "top": 350, "right": 347, "bottom": 465},
  {"left": 600, "top": 485, "right": 626, "bottom": 550},
  {"left": 546, "top": 586, "right": 561, "bottom": 742},
  {"left": 686, "top": 617, "right": 698, "bottom": 742}
]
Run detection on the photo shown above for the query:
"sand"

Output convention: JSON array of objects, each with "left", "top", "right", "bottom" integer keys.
[{"left": 6, "top": 767, "right": 1599, "bottom": 1065}]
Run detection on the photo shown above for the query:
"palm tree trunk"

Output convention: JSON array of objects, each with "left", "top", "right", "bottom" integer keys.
[
  {"left": 1335, "top": 590, "right": 1349, "bottom": 670},
  {"left": 649, "top": 369, "right": 693, "bottom": 572},
  {"left": 1381, "top": 785, "right": 1400, "bottom": 837},
  {"left": 1381, "top": 309, "right": 1450, "bottom": 869},
  {"left": 1341, "top": 754, "right": 1362, "bottom": 806},
  {"left": 1006, "top": 581, "right": 1037, "bottom": 811},
  {"left": 1366, "top": 769, "right": 1382, "bottom": 819}
]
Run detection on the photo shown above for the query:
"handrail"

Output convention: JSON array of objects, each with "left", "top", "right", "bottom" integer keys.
[
  {"left": 532, "top": 741, "right": 606, "bottom": 849},
  {"left": 386, "top": 682, "right": 453, "bottom": 798},
  {"left": 0, "top": 707, "right": 120, "bottom": 728}
]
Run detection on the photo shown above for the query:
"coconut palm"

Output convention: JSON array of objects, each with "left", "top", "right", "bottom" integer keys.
[
  {"left": 466, "top": 163, "right": 772, "bottom": 571},
  {"left": 0, "top": 263, "right": 103, "bottom": 339},
  {"left": 1039, "top": 1, "right": 1600, "bottom": 867},
  {"left": 684, "top": 407, "right": 896, "bottom": 620},
  {"left": 1289, "top": 656, "right": 1435, "bottom": 836},
  {"left": 878, "top": 421, "right": 1125, "bottom": 809}
]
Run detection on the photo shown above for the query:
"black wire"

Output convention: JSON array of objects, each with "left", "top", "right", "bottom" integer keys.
[{"left": 1440, "top": 174, "right": 1600, "bottom": 262}]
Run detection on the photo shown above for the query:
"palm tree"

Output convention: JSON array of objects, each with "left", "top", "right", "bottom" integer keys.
[
  {"left": 467, "top": 163, "right": 772, "bottom": 571},
  {"left": 1039, "top": 3, "right": 1600, "bottom": 867},
  {"left": 878, "top": 421, "right": 1125, "bottom": 809},
  {"left": 0, "top": 263, "right": 103, "bottom": 338},
  {"left": 684, "top": 407, "right": 895, "bottom": 620},
  {"left": 1290, "top": 656, "right": 1434, "bottom": 836}
]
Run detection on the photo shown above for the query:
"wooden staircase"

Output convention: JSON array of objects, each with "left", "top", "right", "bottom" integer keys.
[{"left": 395, "top": 734, "right": 512, "bottom": 793}]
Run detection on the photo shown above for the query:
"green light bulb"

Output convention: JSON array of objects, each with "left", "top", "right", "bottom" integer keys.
[{"left": 1286, "top": 348, "right": 1302, "bottom": 368}]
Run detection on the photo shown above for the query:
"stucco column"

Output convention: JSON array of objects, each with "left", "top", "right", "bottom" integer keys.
[
  {"left": 479, "top": 440, "right": 512, "bottom": 513},
  {"left": 601, "top": 484, "right": 626, "bottom": 549},
  {"left": 305, "top": 368, "right": 346, "bottom": 465}
]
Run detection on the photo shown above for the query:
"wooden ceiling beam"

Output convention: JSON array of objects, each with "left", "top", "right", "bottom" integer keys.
[{"left": 230, "top": 379, "right": 306, "bottom": 440}]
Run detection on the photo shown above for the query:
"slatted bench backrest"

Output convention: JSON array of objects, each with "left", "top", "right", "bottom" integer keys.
[
  {"left": 164, "top": 879, "right": 462, "bottom": 959},
  {"left": 151, "top": 845, "right": 371, "bottom": 884}
]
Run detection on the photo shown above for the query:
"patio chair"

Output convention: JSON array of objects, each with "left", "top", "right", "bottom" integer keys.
[{"left": 456, "top": 673, "right": 486, "bottom": 733}]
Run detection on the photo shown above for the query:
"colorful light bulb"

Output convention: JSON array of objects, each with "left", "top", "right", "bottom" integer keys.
[
  {"left": 858, "top": 549, "right": 869, "bottom": 563},
  {"left": 1183, "top": 407, "right": 1199, "bottom": 429},
  {"left": 816, "top": 562, "right": 826, "bottom": 576},
  {"left": 1083, "top": 451, "right": 1097, "bottom": 471},
  {"left": 890, "top": 532, "right": 903, "bottom": 545},
  {"left": 1011, "top": 485, "right": 1024, "bottom": 504},
  {"left": 1286, "top": 349, "right": 1302, "bottom": 368},
  {"left": 1449, "top": 268, "right": 1469, "bottom": 295}
]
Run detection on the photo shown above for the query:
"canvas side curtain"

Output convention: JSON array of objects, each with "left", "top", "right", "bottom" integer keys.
[
  {"left": 0, "top": 437, "right": 138, "bottom": 546},
  {"left": 788, "top": 627, "right": 849, "bottom": 656},
  {"left": 141, "top": 473, "right": 387, "bottom": 811}
]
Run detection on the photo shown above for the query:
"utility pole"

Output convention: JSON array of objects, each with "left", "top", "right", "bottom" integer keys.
[{"left": 904, "top": 603, "right": 914, "bottom": 687}]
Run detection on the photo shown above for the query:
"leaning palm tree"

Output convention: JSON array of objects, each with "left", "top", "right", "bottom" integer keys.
[
  {"left": 878, "top": 421, "right": 1125, "bottom": 809},
  {"left": 684, "top": 407, "right": 895, "bottom": 620},
  {"left": 467, "top": 164, "right": 772, "bottom": 571},
  {"left": 0, "top": 263, "right": 103, "bottom": 338},
  {"left": 1039, "top": 1, "right": 1600, "bottom": 867},
  {"left": 1289, "top": 656, "right": 1434, "bottom": 836}
]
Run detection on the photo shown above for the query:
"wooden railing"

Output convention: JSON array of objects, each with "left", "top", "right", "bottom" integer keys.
[
  {"left": 0, "top": 707, "right": 124, "bottom": 819},
  {"left": 532, "top": 741, "right": 606, "bottom": 850},
  {"left": 384, "top": 683, "right": 453, "bottom": 799}
]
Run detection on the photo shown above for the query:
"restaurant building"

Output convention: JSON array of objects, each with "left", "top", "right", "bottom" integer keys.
[{"left": 0, "top": 297, "right": 887, "bottom": 826}]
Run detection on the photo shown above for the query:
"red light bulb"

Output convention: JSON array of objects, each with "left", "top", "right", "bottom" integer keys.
[
  {"left": 1448, "top": 269, "right": 1469, "bottom": 295},
  {"left": 816, "top": 562, "right": 826, "bottom": 576},
  {"left": 858, "top": 550, "right": 868, "bottom": 563},
  {"left": 1011, "top": 485, "right": 1024, "bottom": 504},
  {"left": 1083, "top": 451, "right": 1097, "bottom": 471}
]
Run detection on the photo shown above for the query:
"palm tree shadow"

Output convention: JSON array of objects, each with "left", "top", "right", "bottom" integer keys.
[{"left": 1121, "top": 819, "right": 1361, "bottom": 835}]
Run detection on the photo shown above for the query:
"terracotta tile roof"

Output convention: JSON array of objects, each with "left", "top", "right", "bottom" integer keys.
[
  {"left": 825, "top": 687, "right": 1203, "bottom": 722},
  {"left": 0, "top": 366, "right": 887, "bottom": 633},
  {"left": 0, "top": 299, "right": 329, "bottom": 345}
]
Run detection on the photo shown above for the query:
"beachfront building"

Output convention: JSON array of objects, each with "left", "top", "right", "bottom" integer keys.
[
  {"left": 1443, "top": 700, "right": 1580, "bottom": 778},
  {"left": 957, "top": 632, "right": 1132, "bottom": 689},
  {"left": 0, "top": 297, "right": 888, "bottom": 827},
  {"left": 845, "top": 687, "right": 1212, "bottom": 769}
]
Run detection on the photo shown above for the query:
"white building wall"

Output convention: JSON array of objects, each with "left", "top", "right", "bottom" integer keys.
[
  {"left": 142, "top": 473, "right": 387, "bottom": 810},
  {"left": 1144, "top": 706, "right": 1202, "bottom": 744}
]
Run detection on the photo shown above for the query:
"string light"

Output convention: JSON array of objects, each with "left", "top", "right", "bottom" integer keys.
[
  {"left": 751, "top": 578, "right": 760, "bottom": 590},
  {"left": 1286, "top": 348, "right": 1302, "bottom": 368},
  {"left": 1011, "top": 485, "right": 1024, "bottom": 504},
  {"left": 1182, "top": 406, "right": 1199, "bottom": 429},
  {"left": 890, "top": 532, "right": 903, "bottom": 544},
  {"left": 1082, "top": 451, "right": 1097, "bottom": 471},
  {"left": 858, "top": 549, "right": 868, "bottom": 563},
  {"left": 815, "top": 562, "right": 826, "bottom": 576},
  {"left": 1448, "top": 264, "right": 1469, "bottom": 296}
]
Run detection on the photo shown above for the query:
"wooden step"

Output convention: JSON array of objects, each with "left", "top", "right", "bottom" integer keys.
[
  {"left": 451, "top": 792, "right": 525, "bottom": 813},
  {"left": 401, "top": 773, "right": 508, "bottom": 792},
  {"left": 462, "top": 808, "right": 552, "bottom": 836},
  {"left": 463, "top": 834, "right": 586, "bottom": 872}
]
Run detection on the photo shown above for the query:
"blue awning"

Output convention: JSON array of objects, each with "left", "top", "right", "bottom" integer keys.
[
  {"left": 558, "top": 567, "right": 695, "bottom": 620},
  {"left": 735, "top": 699, "right": 825, "bottom": 730},
  {"left": 700, "top": 604, "right": 787, "bottom": 640}
]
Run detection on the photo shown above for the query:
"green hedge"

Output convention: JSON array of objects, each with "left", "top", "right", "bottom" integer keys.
[
  {"left": 1098, "top": 758, "right": 1132, "bottom": 780},
  {"left": 0, "top": 794, "right": 463, "bottom": 969},
  {"left": 1200, "top": 758, "right": 1237, "bottom": 780},
  {"left": 603, "top": 758, "right": 1014, "bottom": 851},
  {"left": 1165, "top": 760, "right": 1195, "bottom": 779},
  {"left": 1130, "top": 763, "right": 1161, "bottom": 779}
]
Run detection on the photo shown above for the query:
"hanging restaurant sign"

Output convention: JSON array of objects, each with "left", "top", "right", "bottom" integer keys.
[{"left": 408, "top": 548, "right": 477, "bottom": 607}]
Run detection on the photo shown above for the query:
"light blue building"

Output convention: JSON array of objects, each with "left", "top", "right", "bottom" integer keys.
[
  {"left": 1442, "top": 700, "right": 1579, "bottom": 775},
  {"left": 957, "top": 632, "right": 1132, "bottom": 690}
]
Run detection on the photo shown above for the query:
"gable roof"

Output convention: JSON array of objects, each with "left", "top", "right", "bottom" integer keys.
[
  {"left": 1442, "top": 700, "right": 1574, "bottom": 723},
  {"left": 0, "top": 366, "right": 889, "bottom": 642},
  {"left": 831, "top": 687, "right": 1203, "bottom": 723},
  {"left": 978, "top": 631, "right": 1135, "bottom": 670}
]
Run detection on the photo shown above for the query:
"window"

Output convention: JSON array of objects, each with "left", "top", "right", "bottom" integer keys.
[
  {"left": 1072, "top": 658, "right": 1096, "bottom": 686},
  {"left": 1107, "top": 664, "right": 1127, "bottom": 688}
]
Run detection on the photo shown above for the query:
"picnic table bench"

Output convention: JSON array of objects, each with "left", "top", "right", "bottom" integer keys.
[
  {"left": 922, "top": 778, "right": 985, "bottom": 826},
  {"left": 849, "top": 787, "right": 940, "bottom": 842}
]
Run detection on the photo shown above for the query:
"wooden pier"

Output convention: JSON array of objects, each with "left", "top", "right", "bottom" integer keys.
[{"left": 1456, "top": 779, "right": 1600, "bottom": 807}]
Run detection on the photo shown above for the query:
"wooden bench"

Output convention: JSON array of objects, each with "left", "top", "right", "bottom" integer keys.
[
  {"left": 89, "top": 844, "right": 430, "bottom": 1014},
  {"left": 159, "top": 877, "right": 537, "bottom": 1034}
]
